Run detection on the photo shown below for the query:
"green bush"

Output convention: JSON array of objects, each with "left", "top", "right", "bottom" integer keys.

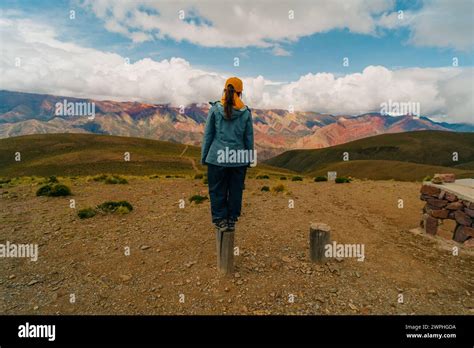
[
  {"left": 280, "top": 176, "right": 287, "bottom": 180},
  {"left": 194, "top": 173, "right": 204, "bottom": 179},
  {"left": 36, "top": 184, "right": 71, "bottom": 196},
  {"left": 48, "top": 175, "right": 59, "bottom": 183},
  {"left": 272, "top": 184, "right": 286, "bottom": 192},
  {"left": 0, "top": 178, "right": 11, "bottom": 184},
  {"left": 422, "top": 175, "right": 432, "bottom": 182},
  {"left": 78, "top": 207, "right": 97, "bottom": 219},
  {"left": 256, "top": 175, "right": 270, "bottom": 179},
  {"left": 335, "top": 177, "right": 351, "bottom": 184},
  {"left": 49, "top": 184, "right": 72, "bottom": 196},
  {"left": 93, "top": 174, "right": 108, "bottom": 182},
  {"left": 36, "top": 185, "right": 51, "bottom": 196},
  {"left": 116, "top": 206, "right": 131, "bottom": 214},
  {"left": 149, "top": 175, "right": 160, "bottom": 179},
  {"left": 93, "top": 174, "right": 128, "bottom": 184},
  {"left": 105, "top": 175, "right": 128, "bottom": 184},
  {"left": 261, "top": 186, "right": 270, "bottom": 192},
  {"left": 189, "top": 195, "right": 208, "bottom": 204},
  {"left": 97, "top": 201, "right": 133, "bottom": 213},
  {"left": 36, "top": 184, "right": 52, "bottom": 196},
  {"left": 314, "top": 176, "right": 328, "bottom": 182},
  {"left": 291, "top": 176, "right": 303, "bottom": 181},
  {"left": 165, "top": 175, "right": 172, "bottom": 178}
]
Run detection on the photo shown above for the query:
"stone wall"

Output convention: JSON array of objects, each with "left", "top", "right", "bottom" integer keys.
[{"left": 420, "top": 184, "right": 474, "bottom": 245}]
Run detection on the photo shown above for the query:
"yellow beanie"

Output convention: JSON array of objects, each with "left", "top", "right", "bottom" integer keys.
[{"left": 221, "top": 77, "right": 245, "bottom": 109}]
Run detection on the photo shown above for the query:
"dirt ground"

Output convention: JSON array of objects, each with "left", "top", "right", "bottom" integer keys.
[{"left": 1, "top": 177, "right": 473, "bottom": 315}]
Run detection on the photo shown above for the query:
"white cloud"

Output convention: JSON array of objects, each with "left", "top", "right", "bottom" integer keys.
[
  {"left": 271, "top": 45, "right": 292, "bottom": 57},
  {"left": 406, "top": 0, "right": 474, "bottom": 51},
  {"left": 270, "top": 66, "right": 473, "bottom": 123},
  {"left": 80, "top": 0, "right": 394, "bottom": 48},
  {"left": 81, "top": 0, "right": 473, "bottom": 51},
  {"left": 377, "top": 0, "right": 474, "bottom": 51},
  {"left": 0, "top": 17, "right": 472, "bottom": 123}
]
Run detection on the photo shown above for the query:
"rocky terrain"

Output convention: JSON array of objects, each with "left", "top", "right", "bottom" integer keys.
[{"left": 1, "top": 177, "right": 473, "bottom": 315}]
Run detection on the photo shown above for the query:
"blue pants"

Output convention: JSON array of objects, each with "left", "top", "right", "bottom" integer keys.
[{"left": 207, "top": 164, "right": 247, "bottom": 223}]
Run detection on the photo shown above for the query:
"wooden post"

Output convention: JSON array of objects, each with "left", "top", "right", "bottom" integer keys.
[
  {"left": 216, "top": 230, "right": 234, "bottom": 275},
  {"left": 309, "top": 223, "right": 331, "bottom": 263}
]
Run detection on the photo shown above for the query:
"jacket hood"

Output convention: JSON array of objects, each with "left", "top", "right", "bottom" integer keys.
[{"left": 210, "top": 101, "right": 248, "bottom": 120}]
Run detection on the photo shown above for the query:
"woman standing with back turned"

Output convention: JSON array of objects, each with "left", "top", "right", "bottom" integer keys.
[{"left": 201, "top": 77, "right": 255, "bottom": 233}]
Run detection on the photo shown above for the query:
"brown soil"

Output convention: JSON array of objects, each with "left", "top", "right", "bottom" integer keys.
[{"left": 1, "top": 178, "right": 473, "bottom": 315}]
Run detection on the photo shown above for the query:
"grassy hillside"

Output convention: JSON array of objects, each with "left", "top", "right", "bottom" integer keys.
[
  {"left": 309, "top": 160, "right": 474, "bottom": 182},
  {"left": 266, "top": 131, "right": 474, "bottom": 180},
  {"left": 0, "top": 133, "right": 292, "bottom": 177}
]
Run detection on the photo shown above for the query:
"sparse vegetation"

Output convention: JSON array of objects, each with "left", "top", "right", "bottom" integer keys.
[
  {"left": 77, "top": 207, "right": 97, "bottom": 219},
  {"left": 314, "top": 176, "right": 328, "bottom": 182},
  {"left": 335, "top": 177, "right": 351, "bottom": 184},
  {"left": 115, "top": 205, "right": 132, "bottom": 214},
  {"left": 105, "top": 175, "right": 128, "bottom": 184},
  {"left": 78, "top": 201, "right": 133, "bottom": 218},
  {"left": 203, "top": 178, "right": 208, "bottom": 184},
  {"left": 272, "top": 184, "right": 286, "bottom": 192},
  {"left": 97, "top": 201, "right": 133, "bottom": 214},
  {"left": 0, "top": 178, "right": 11, "bottom": 184},
  {"left": 149, "top": 175, "right": 159, "bottom": 179},
  {"left": 93, "top": 174, "right": 108, "bottom": 182},
  {"left": 36, "top": 184, "right": 71, "bottom": 196},
  {"left": 256, "top": 174, "right": 270, "bottom": 179},
  {"left": 423, "top": 175, "right": 432, "bottom": 182},
  {"left": 280, "top": 176, "right": 287, "bottom": 180},
  {"left": 92, "top": 174, "right": 128, "bottom": 184},
  {"left": 194, "top": 173, "right": 204, "bottom": 179},
  {"left": 291, "top": 176, "right": 303, "bottom": 181},
  {"left": 189, "top": 195, "right": 208, "bottom": 204},
  {"left": 261, "top": 186, "right": 270, "bottom": 192},
  {"left": 48, "top": 175, "right": 59, "bottom": 183}
]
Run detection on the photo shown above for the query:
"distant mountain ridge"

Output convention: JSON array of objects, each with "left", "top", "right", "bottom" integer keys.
[{"left": 1, "top": 90, "right": 472, "bottom": 159}]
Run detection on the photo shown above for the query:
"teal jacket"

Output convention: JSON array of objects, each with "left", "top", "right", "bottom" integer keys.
[{"left": 201, "top": 101, "right": 254, "bottom": 167}]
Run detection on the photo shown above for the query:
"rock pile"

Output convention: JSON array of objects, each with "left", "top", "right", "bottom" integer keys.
[{"left": 420, "top": 184, "right": 474, "bottom": 245}]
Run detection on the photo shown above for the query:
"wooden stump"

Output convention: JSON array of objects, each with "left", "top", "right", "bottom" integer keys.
[
  {"left": 216, "top": 230, "right": 234, "bottom": 275},
  {"left": 309, "top": 223, "right": 331, "bottom": 263}
]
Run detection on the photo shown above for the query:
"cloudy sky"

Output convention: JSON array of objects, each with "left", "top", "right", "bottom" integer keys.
[{"left": 0, "top": 0, "right": 473, "bottom": 123}]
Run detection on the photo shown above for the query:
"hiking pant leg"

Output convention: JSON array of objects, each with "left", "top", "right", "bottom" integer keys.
[
  {"left": 207, "top": 164, "right": 230, "bottom": 223},
  {"left": 227, "top": 166, "right": 247, "bottom": 221}
]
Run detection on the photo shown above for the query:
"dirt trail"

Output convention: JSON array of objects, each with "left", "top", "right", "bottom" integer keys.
[
  {"left": 0, "top": 178, "right": 473, "bottom": 315},
  {"left": 179, "top": 144, "right": 199, "bottom": 173},
  {"left": 179, "top": 145, "right": 189, "bottom": 157}
]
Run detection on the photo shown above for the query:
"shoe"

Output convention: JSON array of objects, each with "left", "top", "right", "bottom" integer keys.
[
  {"left": 227, "top": 218, "right": 237, "bottom": 232},
  {"left": 214, "top": 219, "right": 228, "bottom": 233}
]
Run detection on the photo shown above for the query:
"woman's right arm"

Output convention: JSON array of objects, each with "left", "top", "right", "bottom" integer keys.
[{"left": 201, "top": 107, "right": 216, "bottom": 165}]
